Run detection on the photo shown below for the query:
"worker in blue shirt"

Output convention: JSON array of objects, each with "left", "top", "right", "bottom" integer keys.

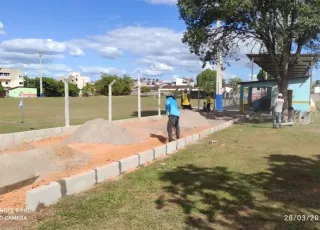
[{"left": 165, "top": 94, "right": 180, "bottom": 142}]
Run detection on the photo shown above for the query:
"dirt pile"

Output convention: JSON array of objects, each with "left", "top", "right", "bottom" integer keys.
[
  {"left": 62, "top": 118, "right": 144, "bottom": 145},
  {"left": 179, "top": 110, "right": 212, "bottom": 128}
]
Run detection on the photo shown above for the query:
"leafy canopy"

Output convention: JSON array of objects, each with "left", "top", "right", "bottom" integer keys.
[
  {"left": 196, "top": 69, "right": 226, "bottom": 93},
  {"left": 178, "top": 0, "right": 320, "bottom": 83}
]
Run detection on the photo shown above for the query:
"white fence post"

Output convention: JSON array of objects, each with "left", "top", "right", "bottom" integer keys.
[
  {"left": 108, "top": 80, "right": 116, "bottom": 121},
  {"left": 64, "top": 75, "right": 73, "bottom": 127},
  {"left": 138, "top": 71, "right": 141, "bottom": 119}
]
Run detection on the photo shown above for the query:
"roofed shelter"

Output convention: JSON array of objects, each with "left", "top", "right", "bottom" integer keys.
[{"left": 238, "top": 54, "right": 317, "bottom": 116}]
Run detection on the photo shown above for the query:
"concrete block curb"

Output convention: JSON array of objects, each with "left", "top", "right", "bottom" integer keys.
[
  {"left": 58, "top": 170, "right": 96, "bottom": 196},
  {"left": 166, "top": 141, "right": 177, "bottom": 155},
  {"left": 138, "top": 150, "right": 155, "bottom": 165},
  {"left": 26, "top": 182, "right": 62, "bottom": 211},
  {"left": 199, "top": 129, "right": 210, "bottom": 139},
  {"left": 177, "top": 138, "right": 186, "bottom": 149},
  {"left": 192, "top": 133, "right": 200, "bottom": 142},
  {"left": 119, "top": 155, "right": 139, "bottom": 173},
  {"left": 154, "top": 145, "right": 166, "bottom": 159},
  {"left": 24, "top": 119, "right": 238, "bottom": 212},
  {"left": 185, "top": 135, "right": 194, "bottom": 145},
  {"left": 0, "top": 133, "right": 14, "bottom": 149},
  {"left": 95, "top": 162, "right": 120, "bottom": 183}
]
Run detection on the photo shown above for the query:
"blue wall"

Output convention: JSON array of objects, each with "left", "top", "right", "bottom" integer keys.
[{"left": 272, "top": 77, "right": 310, "bottom": 112}]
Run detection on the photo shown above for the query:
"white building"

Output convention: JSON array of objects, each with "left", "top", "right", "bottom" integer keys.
[
  {"left": 173, "top": 77, "right": 195, "bottom": 87},
  {"left": 58, "top": 72, "right": 91, "bottom": 95},
  {"left": 0, "top": 68, "right": 24, "bottom": 89}
]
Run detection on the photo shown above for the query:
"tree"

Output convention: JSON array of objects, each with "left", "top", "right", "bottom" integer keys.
[
  {"left": 141, "top": 86, "right": 151, "bottom": 96},
  {"left": 196, "top": 69, "right": 226, "bottom": 93},
  {"left": 82, "top": 83, "right": 95, "bottom": 96},
  {"left": 178, "top": 0, "right": 320, "bottom": 118},
  {"left": 0, "top": 83, "right": 4, "bottom": 93},
  {"left": 94, "top": 74, "right": 133, "bottom": 96},
  {"left": 228, "top": 78, "right": 243, "bottom": 95},
  {"left": 257, "top": 70, "right": 266, "bottom": 81}
]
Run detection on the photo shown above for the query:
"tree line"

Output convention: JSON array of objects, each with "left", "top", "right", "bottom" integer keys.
[{"left": 23, "top": 74, "right": 134, "bottom": 97}]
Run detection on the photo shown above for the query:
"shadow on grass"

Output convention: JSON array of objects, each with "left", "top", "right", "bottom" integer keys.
[
  {"left": 131, "top": 110, "right": 166, "bottom": 117},
  {"left": 157, "top": 155, "right": 320, "bottom": 229}
]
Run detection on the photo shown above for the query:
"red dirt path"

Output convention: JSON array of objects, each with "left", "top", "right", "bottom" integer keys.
[{"left": 0, "top": 121, "right": 209, "bottom": 209}]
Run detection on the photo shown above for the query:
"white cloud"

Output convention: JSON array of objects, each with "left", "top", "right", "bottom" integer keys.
[
  {"left": 0, "top": 49, "right": 64, "bottom": 64},
  {"left": 0, "top": 63, "right": 72, "bottom": 77},
  {"left": 145, "top": 0, "right": 177, "bottom": 5},
  {"left": 133, "top": 62, "right": 174, "bottom": 77},
  {"left": 1, "top": 38, "right": 84, "bottom": 57},
  {"left": 99, "top": 47, "right": 123, "bottom": 59},
  {"left": 0, "top": 22, "right": 6, "bottom": 35},
  {"left": 79, "top": 66, "right": 126, "bottom": 76},
  {"left": 72, "top": 39, "right": 123, "bottom": 59}
]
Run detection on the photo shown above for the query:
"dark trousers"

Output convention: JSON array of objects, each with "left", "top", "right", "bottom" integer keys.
[
  {"left": 182, "top": 105, "right": 192, "bottom": 110},
  {"left": 167, "top": 115, "right": 180, "bottom": 141},
  {"left": 207, "top": 103, "right": 211, "bottom": 111}
]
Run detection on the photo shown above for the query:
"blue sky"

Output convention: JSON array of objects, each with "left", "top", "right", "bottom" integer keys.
[{"left": 0, "top": 0, "right": 316, "bottom": 82}]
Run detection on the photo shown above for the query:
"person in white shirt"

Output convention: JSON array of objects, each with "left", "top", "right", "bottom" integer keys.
[{"left": 272, "top": 93, "right": 284, "bottom": 129}]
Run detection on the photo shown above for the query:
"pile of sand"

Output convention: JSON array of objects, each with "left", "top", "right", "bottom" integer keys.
[
  {"left": 179, "top": 110, "right": 212, "bottom": 128},
  {"left": 63, "top": 118, "right": 143, "bottom": 145}
]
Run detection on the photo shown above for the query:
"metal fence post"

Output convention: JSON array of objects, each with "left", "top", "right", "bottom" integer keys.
[{"left": 108, "top": 80, "right": 116, "bottom": 121}]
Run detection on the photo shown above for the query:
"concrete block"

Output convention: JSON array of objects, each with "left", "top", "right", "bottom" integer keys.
[
  {"left": 200, "top": 129, "right": 210, "bottom": 139},
  {"left": 24, "top": 131, "right": 36, "bottom": 141},
  {"left": 154, "top": 145, "right": 166, "bottom": 159},
  {"left": 58, "top": 170, "right": 96, "bottom": 196},
  {"left": 95, "top": 162, "right": 120, "bottom": 183},
  {"left": 26, "top": 182, "right": 62, "bottom": 211},
  {"left": 0, "top": 134, "right": 14, "bottom": 149},
  {"left": 45, "top": 128, "right": 56, "bottom": 137},
  {"left": 119, "top": 155, "right": 139, "bottom": 173},
  {"left": 185, "top": 135, "right": 194, "bottom": 145},
  {"left": 138, "top": 150, "right": 155, "bottom": 165},
  {"left": 166, "top": 141, "right": 177, "bottom": 155},
  {"left": 54, "top": 127, "right": 63, "bottom": 135},
  {"left": 177, "top": 138, "right": 186, "bottom": 149},
  {"left": 13, "top": 132, "right": 25, "bottom": 143},
  {"left": 192, "top": 133, "right": 200, "bottom": 142},
  {"left": 35, "top": 129, "right": 46, "bottom": 138}
]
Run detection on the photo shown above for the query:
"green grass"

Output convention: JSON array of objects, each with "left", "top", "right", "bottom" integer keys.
[
  {"left": 0, "top": 96, "right": 168, "bottom": 134},
  {"left": 17, "top": 119, "right": 319, "bottom": 230},
  {"left": 0, "top": 96, "right": 236, "bottom": 134}
]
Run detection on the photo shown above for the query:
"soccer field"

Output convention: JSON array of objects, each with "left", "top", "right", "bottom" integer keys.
[{"left": 0, "top": 96, "right": 169, "bottom": 134}]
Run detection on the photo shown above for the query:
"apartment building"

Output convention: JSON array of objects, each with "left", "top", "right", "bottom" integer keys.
[
  {"left": 0, "top": 68, "right": 24, "bottom": 88},
  {"left": 0, "top": 68, "right": 24, "bottom": 97}
]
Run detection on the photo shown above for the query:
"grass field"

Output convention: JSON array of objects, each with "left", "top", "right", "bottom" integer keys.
[
  {"left": 0, "top": 96, "right": 220, "bottom": 134},
  {"left": 12, "top": 115, "right": 319, "bottom": 230}
]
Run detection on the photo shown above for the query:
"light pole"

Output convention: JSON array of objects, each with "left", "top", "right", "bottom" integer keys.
[
  {"left": 215, "top": 20, "right": 223, "bottom": 111},
  {"left": 39, "top": 52, "right": 44, "bottom": 97},
  {"left": 108, "top": 80, "right": 116, "bottom": 121}
]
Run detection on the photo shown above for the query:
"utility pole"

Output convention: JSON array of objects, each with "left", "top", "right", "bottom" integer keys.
[
  {"left": 39, "top": 52, "right": 44, "bottom": 97},
  {"left": 215, "top": 20, "right": 223, "bottom": 111},
  {"left": 64, "top": 75, "right": 73, "bottom": 127}
]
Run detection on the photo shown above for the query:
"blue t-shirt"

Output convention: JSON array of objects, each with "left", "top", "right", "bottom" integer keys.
[{"left": 165, "top": 97, "right": 180, "bottom": 117}]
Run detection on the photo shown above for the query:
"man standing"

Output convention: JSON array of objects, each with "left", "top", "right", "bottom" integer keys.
[
  {"left": 181, "top": 89, "right": 192, "bottom": 110},
  {"left": 272, "top": 93, "right": 284, "bottom": 129},
  {"left": 206, "top": 94, "right": 212, "bottom": 112},
  {"left": 166, "top": 94, "right": 180, "bottom": 142}
]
